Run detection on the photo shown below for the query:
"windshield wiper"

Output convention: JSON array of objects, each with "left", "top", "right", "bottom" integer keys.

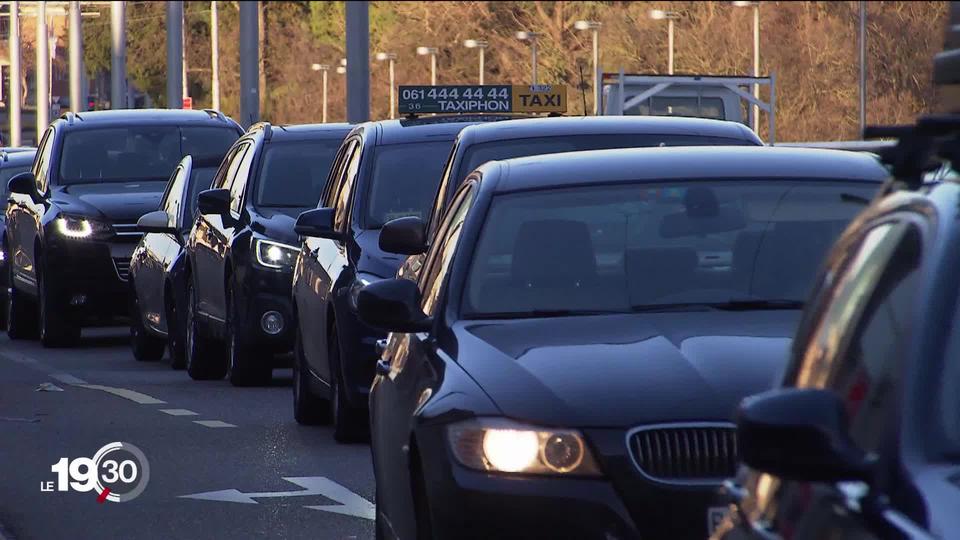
[
  {"left": 707, "top": 299, "right": 804, "bottom": 311},
  {"left": 471, "top": 309, "right": 620, "bottom": 320},
  {"left": 841, "top": 193, "right": 872, "bottom": 205}
]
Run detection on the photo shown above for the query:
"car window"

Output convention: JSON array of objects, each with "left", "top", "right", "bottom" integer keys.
[
  {"left": 253, "top": 139, "right": 341, "bottom": 209},
  {"left": 461, "top": 180, "right": 880, "bottom": 316},
  {"left": 333, "top": 142, "right": 362, "bottom": 231},
  {"left": 364, "top": 140, "right": 453, "bottom": 229},
  {"left": 625, "top": 96, "right": 726, "bottom": 120},
  {"left": 0, "top": 164, "right": 32, "bottom": 200},
  {"left": 420, "top": 182, "right": 476, "bottom": 317},
  {"left": 426, "top": 142, "right": 461, "bottom": 240},
  {"left": 162, "top": 165, "right": 187, "bottom": 226},
  {"left": 184, "top": 167, "right": 217, "bottom": 226},
  {"left": 33, "top": 127, "right": 55, "bottom": 193},
  {"left": 211, "top": 144, "right": 240, "bottom": 190},
  {"left": 228, "top": 143, "right": 255, "bottom": 214},
  {"left": 321, "top": 139, "right": 355, "bottom": 208}
]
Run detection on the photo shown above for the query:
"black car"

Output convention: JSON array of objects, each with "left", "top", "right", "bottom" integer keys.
[
  {"left": 290, "top": 115, "right": 514, "bottom": 441},
  {"left": 0, "top": 147, "right": 37, "bottom": 330},
  {"left": 3, "top": 109, "right": 242, "bottom": 347},
  {"left": 713, "top": 131, "right": 960, "bottom": 540},
  {"left": 184, "top": 122, "right": 351, "bottom": 386},
  {"left": 357, "top": 146, "right": 890, "bottom": 540},
  {"left": 380, "top": 115, "right": 763, "bottom": 281},
  {"left": 128, "top": 154, "right": 230, "bottom": 366}
]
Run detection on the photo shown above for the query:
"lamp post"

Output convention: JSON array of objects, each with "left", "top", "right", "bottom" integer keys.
[
  {"left": 515, "top": 31, "right": 540, "bottom": 84},
  {"left": 376, "top": 52, "right": 397, "bottom": 119},
  {"left": 574, "top": 20, "right": 602, "bottom": 115},
  {"left": 211, "top": 0, "right": 220, "bottom": 110},
  {"left": 416, "top": 46, "right": 438, "bottom": 85},
  {"left": 649, "top": 9, "right": 680, "bottom": 75},
  {"left": 311, "top": 63, "right": 330, "bottom": 123},
  {"left": 463, "top": 39, "right": 488, "bottom": 85},
  {"left": 732, "top": 1, "right": 760, "bottom": 132}
]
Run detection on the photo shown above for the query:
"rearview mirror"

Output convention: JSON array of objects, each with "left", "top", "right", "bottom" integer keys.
[
  {"left": 137, "top": 210, "right": 176, "bottom": 234},
  {"left": 737, "top": 388, "right": 873, "bottom": 482},
  {"left": 356, "top": 278, "right": 432, "bottom": 333},
  {"left": 196, "top": 188, "right": 230, "bottom": 216},
  {"left": 8, "top": 172, "right": 38, "bottom": 199},
  {"left": 294, "top": 208, "right": 341, "bottom": 240},
  {"left": 379, "top": 216, "right": 427, "bottom": 255}
]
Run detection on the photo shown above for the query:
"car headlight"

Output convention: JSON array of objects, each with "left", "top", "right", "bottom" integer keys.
[
  {"left": 348, "top": 275, "right": 374, "bottom": 311},
  {"left": 254, "top": 238, "right": 299, "bottom": 270},
  {"left": 55, "top": 215, "right": 113, "bottom": 240},
  {"left": 447, "top": 418, "right": 602, "bottom": 476}
]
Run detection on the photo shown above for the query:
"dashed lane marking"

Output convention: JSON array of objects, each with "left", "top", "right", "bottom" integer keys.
[
  {"left": 193, "top": 420, "right": 237, "bottom": 428},
  {"left": 74, "top": 384, "right": 167, "bottom": 405},
  {"left": 159, "top": 409, "right": 199, "bottom": 416}
]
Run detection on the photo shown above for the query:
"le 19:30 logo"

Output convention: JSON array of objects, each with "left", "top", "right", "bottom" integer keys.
[{"left": 42, "top": 442, "right": 150, "bottom": 503}]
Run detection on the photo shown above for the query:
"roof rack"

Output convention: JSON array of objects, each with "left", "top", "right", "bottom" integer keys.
[
  {"left": 250, "top": 121, "right": 273, "bottom": 140},
  {"left": 59, "top": 111, "right": 82, "bottom": 125}
]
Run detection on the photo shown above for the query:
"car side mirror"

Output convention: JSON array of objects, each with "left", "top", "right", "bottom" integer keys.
[
  {"left": 294, "top": 208, "right": 341, "bottom": 240},
  {"left": 196, "top": 188, "right": 231, "bottom": 216},
  {"left": 379, "top": 216, "right": 427, "bottom": 255},
  {"left": 137, "top": 210, "right": 176, "bottom": 234},
  {"left": 737, "top": 388, "right": 873, "bottom": 482},
  {"left": 356, "top": 278, "right": 432, "bottom": 333},
  {"left": 8, "top": 172, "right": 38, "bottom": 200}
]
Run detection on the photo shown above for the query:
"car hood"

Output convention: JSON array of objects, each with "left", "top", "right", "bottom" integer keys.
[
  {"left": 354, "top": 229, "right": 407, "bottom": 280},
  {"left": 55, "top": 181, "right": 167, "bottom": 223},
  {"left": 249, "top": 207, "right": 303, "bottom": 246},
  {"left": 455, "top": 311, "right": 799, "bottom": 428}
]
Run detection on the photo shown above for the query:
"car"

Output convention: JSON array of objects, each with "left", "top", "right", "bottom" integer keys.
[
  {"left": 3, "top": 109, "right": 242, "bottom": 347},
  {"left": 290, "top": 114, "right": 516, "bottom": 440},
  {"left": 380, "top": 115, "right": 764, "bottom": 282},
  {"left": 183, "top": 122, "right": 351, "bottom": 386},
  {"left": 713, "top": 124, "right": 960, "bottom": 540},
  {"left": 0, "top": 147, "right": 37, "bottom": 330},
  {"left": 127, "top": 153, "right": 232, "bottom": 366},
  {"left": 357, "top": 146, "right": 890, "bottom": 540}
]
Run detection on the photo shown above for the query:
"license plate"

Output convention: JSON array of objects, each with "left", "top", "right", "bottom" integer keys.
[{"left": 707, "top": 506, "right": 728, "bottom": 535}]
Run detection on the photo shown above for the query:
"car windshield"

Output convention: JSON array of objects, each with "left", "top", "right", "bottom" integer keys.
[
  {"left": 185, "top": 166, "right": 218, "bottom": 223},
  {"left": 462, "top": 180, "right": 879, "bottom": 317},
  {"left": 0, "top": 164, "right": 32, "bottom": 201},
  {"left": 58, "top": 126, "right": 238, "bottom": 184},
  {"left": 365, "top": 140, "right": 453, "bottom": 229},
  {"left": 253, "top": 139, "right": 342, "bottom": 208}
]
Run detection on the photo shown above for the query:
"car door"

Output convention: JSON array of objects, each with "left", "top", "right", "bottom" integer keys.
[
  {"left": 210, "top": 139, "right": 256, "bottom": 323},
  {"left": 373, "top": 180, "right": 476, "bottom": 532},
  {"left": 9, "top": 127, "right": 53, "bottom": 291}
]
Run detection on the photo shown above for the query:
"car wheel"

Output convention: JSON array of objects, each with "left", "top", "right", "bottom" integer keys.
[
  {"left": 293, "top": 324, "right": 330, "bottom": 425},
  {"left": 130, "top": 289, "right": 165, "bottom": 361},
  {"left": 329, "top": 325, "right": 366, "bottom": 443},
  {"left": 166, "top": 294, "right": 186, "bottom": 370},
  {"left": 185, "top": 280, "right": 227, "bottom": 380},
  {"left": 38, "top": 265, "right": 80, "bottom": 348},
  {"left": 225, "top": 286, "right": 271, "bottom": 387},
  {"left": 6, "top": 264, "right": 38, "bottom": 340}
]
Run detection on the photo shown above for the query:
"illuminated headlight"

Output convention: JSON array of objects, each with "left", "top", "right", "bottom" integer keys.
[
  {"left": 254, "top": 238, "right": 299, "bottom": 270},
  {"left": 348, "top": 275, "right": 374, "bottom": 311},
  {"left": 0, "top": 249, "right": 4, "bottom": 262},
  {"left": 448, "top": 418, "right": 602, "bottom": 476},
  {"left": 55, "top": 215, "right": 113, "bottom": 240}
]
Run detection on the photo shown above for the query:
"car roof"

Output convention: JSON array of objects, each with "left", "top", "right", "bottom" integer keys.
[
  {"left": 460, "top": 115, "right": 761, "bottom": 145},
  {"left": 1, "top": 149, "right": 36, "bottom": 165},
  {"left": 258, "top": 122, "right": 353, "bottom": 141},
  {"left": 483, "top": 146, "right": 890, "bottom": 193},
  {"left": 56, "top": 109, "right": 241, "bottom": 130},
  {"left": 369, "top": 114, "right": 525, "bottom": 145}
]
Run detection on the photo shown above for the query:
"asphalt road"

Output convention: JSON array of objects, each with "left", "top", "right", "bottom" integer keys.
[{"left": 0, "top": 328, "right": 375, "bottom": 540}]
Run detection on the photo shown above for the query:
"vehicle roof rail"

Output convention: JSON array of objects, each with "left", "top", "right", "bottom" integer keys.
[
  {"left": 250, "top": 121, "right": 273, "bottom": 140},
  {"left": 59, "top": 111, "right": 81, "bottom": 125},
  {"left": 202, "top": 108, "right": 227, "bottom": 122}
]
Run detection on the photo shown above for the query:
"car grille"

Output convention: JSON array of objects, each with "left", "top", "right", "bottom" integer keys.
[
  {"left": 113, "top": 223, "right": 142, "bottom": 240},
  {"left": 628, "top": 423, "right": 738, "bottom": 483},
  {"left": 113, "top": 257, "right": 131, "bottom": 281}
]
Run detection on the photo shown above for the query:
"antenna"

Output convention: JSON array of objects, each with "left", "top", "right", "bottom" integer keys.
[{"left": 577, "top": 62, "right": 588, "bottom": 116}]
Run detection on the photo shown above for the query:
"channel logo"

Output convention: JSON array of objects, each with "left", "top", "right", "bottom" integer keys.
[{"left": 41, "top": 442, "right": 150, "bottom": 503}]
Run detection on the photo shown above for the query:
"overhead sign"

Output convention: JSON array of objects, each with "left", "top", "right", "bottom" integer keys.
[{"left": 398, "top": 85, "right": 566, "bottom": 114}]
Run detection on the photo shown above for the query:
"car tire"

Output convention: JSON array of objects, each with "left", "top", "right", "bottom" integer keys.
[
  {"left": 293, "top": 324, "right": 330, "bottom": 425},
  {"left": 329, "top": 325, "right": 367, "bottom": 443},
  {"left": 225, "top": 286, "right": 271, "bottom": 387},
  {"left": 6, "top": 265, "right": 38, "bottom": 340},
  {"left": 185, "top": 280, "right": 227, "bottom": 380},
  {"left": 38, "top": 265, "right": 80, "bottom": 348},
  {"left": 130, "top": 289, "right": 165, "bottom": 361},
  {"left": 166, "top": 294, "right": 186, "bottom": 370}
]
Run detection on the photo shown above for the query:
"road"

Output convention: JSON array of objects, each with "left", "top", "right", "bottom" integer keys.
[{"left": 0, "top": 328, "right": 375, "bottom": 540}]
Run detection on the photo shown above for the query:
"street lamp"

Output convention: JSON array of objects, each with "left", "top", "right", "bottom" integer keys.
[
  {"left": 463, "top": 39, "right": 489, "bottom": 85},
  {"left": 732, "top": 1, "right": 760, "bottom": 132},
  {"left": 574, "top": 20, "right": 602, "bottom": 115},
  {"left": 515, "top": 31, "right": 541, "bottom": 84},
  {"left": 376, "top": 52, "right": 397, "bottom": 119},
  {"left": 648, "top": 9, "right": 681, "bottom": 75},
  {"left": 311, "top": 63, "right": 330, "bottom": 123},
  {"left": 416, "top": 46, "right": 438, "bottom": 85}
]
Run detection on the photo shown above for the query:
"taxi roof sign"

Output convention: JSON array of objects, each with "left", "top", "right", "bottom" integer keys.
[{"left": 398, "top": 85, "right": 566, "bottom": 115}]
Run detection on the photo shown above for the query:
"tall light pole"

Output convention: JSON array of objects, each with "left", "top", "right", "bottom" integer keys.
[
  {"left": 181, "top": 3, "right": 188, "bottom": 102},
  {"left": 239, "top": 0, "right": 259, "bottom": 127},
  {"left": 859, "top": 0, "right": 866, "bottom": 135},
  {"left": 574, "top": 20, "right": 602, "bottom": 115},
  {"left": 515, "top": 31, "right": 540, "bottom": 84},
  {"left": 211, "top": 1, "right": 220, "bottom": 110},
  {"left": 649, "top": 10, "right": 680, "bottom": 75},
  {"left": 166, "top": 1, "right": 184, "bottom": 109},
  {"left": 416, "top": 46, "right": 438, "bottom": 85},
  {"left": 375, "top": 52, "right": 397, "bottom": 119},
  {"left": 732, "top": 1, "right": 760, "bottom": 132},
  {"left": 69, "top": 1, "right": 85, "bottom": 113},
  {"left": 111, "top": 0, "right": 126, "bottom": 109},
  {"left": 463, "top": 39, "right": 488, "bottom": 85},
  {"left": 312, "top": 64, "right": 330, "bottom": 123},
  {"left": 36, "top": 2, "right": 48, "bottom": 138},
  {"left": 9, "top": 0, "right": 21, "bottom": 145},
  {"left": 345, "top": 1, "right": 369, "bottom": 123}
]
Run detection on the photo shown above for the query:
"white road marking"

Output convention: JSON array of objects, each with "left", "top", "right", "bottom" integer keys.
[
  {"left": 50, "top": 373, "right": 87, "bottom": 385},
  {"left": 74, "top": 384, "right": 166, "bottom": 405},
  {"left": 159, "top": 408, "right": 199, "bottom": 416},
  {"left": 35, "top": 382, "right": 64, "bottom": 392},
  {"left": 180, "top": 476, "right": 375, "bottom": 520},
  {"left": 193, "top": 420, "right": 236, "bottom": 428}
]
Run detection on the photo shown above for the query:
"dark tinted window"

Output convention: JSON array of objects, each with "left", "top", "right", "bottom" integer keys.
[
  {"left": 254, "top": 139, "right": 341, "bottom": 208},
  {"left": 625, "top": 96, "right": 726, "bottom": 120},
  {"left": 58, "top": 126, "right": 238, "bottom": 184},
  {"left": 365, "top": 140, "right": 452, "bottom": 229},
  {"left": 462, "top": 180, "right": 878, "bottom": 317},
  {"left": 0, "top": 164, "right": 31, "bottom": 200},
  {"left": 185, "top": 167, "right": 217, "bottom": 225}
]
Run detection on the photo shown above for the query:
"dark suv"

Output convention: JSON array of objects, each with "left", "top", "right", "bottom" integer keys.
[
  {"left": 0, "top": 147, "right": 37, "bottom": 330},
  {"left": 184, "top": 122, "right": 351, "bottom": 386},
  {"left": 4, "top": 110, "right": 242, "bottom": 347}
]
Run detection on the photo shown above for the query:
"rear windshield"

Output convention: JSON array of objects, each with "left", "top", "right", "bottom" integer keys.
[
  {"left": 58, "top": 126, "right": 238, "bottom": 184},
  {"left": 365, "top": 140, "right": 453, "bottom": 229},
  {"left": 254, "top": 139, "right": 342, "bottom": 209}
]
